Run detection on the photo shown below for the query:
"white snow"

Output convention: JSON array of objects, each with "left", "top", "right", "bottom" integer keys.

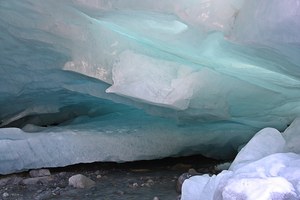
[{"left": 182, "top": 118, "right": 300, "bottom": 200}]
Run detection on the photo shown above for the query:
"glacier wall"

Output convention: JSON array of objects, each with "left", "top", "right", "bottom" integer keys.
[{"left": 0, "top": 0, "right": 300, "bottom": 174}]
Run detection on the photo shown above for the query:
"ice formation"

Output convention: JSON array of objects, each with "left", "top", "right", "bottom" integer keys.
[
  {"left": 0, "top": 0, "right": 300, "bottom": 175},
  {"left": 182, "top": 118, "right": 300, "bottom": 200}
]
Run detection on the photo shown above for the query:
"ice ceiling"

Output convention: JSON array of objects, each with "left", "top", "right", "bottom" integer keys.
[{"left": 0, "top": 0, "right": 300, "bottom": 174}]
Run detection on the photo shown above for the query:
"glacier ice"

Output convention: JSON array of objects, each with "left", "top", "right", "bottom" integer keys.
[
  {"left": 0, "top": 0, "right": 300, "bottom": 174},
  {"left": 182, "top": 118, "right": 300, "bottom": 200}
]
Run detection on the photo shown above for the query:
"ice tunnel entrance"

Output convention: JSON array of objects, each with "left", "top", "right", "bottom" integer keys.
[
  {"left": 1, "top": 0, "right": 300, "bottom": 176},
  {"left": 0, "top": 89, "right": 252, "bottom": 175}
]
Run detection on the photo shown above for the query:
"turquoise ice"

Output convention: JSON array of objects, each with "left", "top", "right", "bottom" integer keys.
[{"left": 0, "top": 0, "right": 300, "bottom": 174}]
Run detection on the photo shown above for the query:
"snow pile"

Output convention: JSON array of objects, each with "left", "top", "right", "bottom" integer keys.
[{"left": 182, "top": 118, "right": 300, "bottom": 200}]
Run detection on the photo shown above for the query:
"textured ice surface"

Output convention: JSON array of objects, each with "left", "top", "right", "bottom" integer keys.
[
  {"left": 0, "top": 0, "right": 300, "bottom": 173},
  {"left": 0, "top": 108, "right": 248, "bottom": 174},
  {"left": 182, "top": 118, "right": 300, "bottom": 200}
]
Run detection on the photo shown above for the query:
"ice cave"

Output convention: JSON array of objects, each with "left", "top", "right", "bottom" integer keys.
[{"left": 1, "top": 0, "right": 300, "bottom": 199}]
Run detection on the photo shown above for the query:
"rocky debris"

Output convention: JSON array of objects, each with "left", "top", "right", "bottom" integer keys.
[
  {"left": 132, "top": 182, "right": 139, "bottom": 188},
  {"left": 68, "top": 174, "right": 95, "bottom": 189},
  {"left": 0, "top": 176, "right": 23, "bottom": 186},
  {"left": 214, "top": 162, "right": 231, "bottom": 171},
  {"left": 129, "top": 182, "right": 139, "bottom": 188},
  {"left": 58, "top": 172, "right": 67, "bottom": 177},
  {"left": 176, "top": 168, "right": 202, "bottom": 193},
  {"left": 96, "top": 174, "right": 102, "bottom": 179},
  {"left": 141, "top": 179, "right": 155, "bottom": 187},
  {"left": 176, "top": 172, "right": 190, "bottom": 193},
  {"left": 0, "top": 156, "right": 217, "bottom": 199},
  {"left": 171, "top": 163, "right": 193, "bottom": 171},
  {"left": 0, "top": 177, "right": 11, "bottom": 187},
  {"left": 2, "top": 192, "right": 9, "bottom": 198},
  {"left": 197, "top": 166, "right": 217, "bottom": 175},
  {"left": 33, "top": 188, "right": 53, "bottom": 199},
  {"left": 19, "top": 169, "right": 53, "bottom": 185},
  {"left": 116, "top": 190, "right": 125, "bottom": 195},
  {"left": 9, "top": 176, "right": 23, "bottom": 185},
  {"left": 22, "top": 176, "right": 53, "bottom": 185},
  {"left": 95, "top": 170, "right": 100, "bottom": 175},
  {"left": 52, "top": 187, "right": 61, "bottom": 196},
  {"left": 130, "top": 168, "right": 151, "bottom": 172},
  {"left": 29, "top": 169, "right": 51, "bottom": 177},
  {"left": 188, "top": 168, "right": 200, "bottom": 176}
]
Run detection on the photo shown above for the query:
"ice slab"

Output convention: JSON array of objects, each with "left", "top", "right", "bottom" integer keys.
[{"left": 0, "top": 108, "right": 249, "bottom": 174}]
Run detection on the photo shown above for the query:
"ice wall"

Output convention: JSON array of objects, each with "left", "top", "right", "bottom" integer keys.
[{"left": 0, "top": 0, "right": 300, "bottom": 173}]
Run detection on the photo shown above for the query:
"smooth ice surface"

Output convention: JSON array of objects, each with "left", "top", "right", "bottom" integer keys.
[
  {"left": 182, "top": 118, "right": 300, "bottom": 200},
  {"left": 0, "top": 0, "right": 300, "bottom": 173}
]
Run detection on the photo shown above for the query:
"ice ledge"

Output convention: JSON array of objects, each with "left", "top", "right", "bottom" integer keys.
[{"left": 0, "top": 112, "right": 250, "bottom": 174}]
